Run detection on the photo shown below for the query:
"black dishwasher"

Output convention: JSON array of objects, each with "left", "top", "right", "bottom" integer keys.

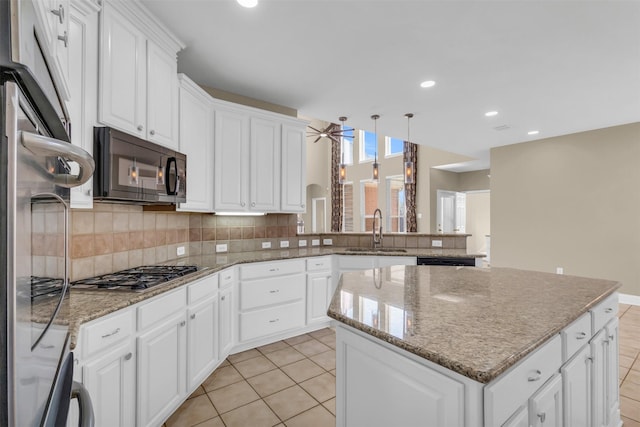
[{"left": 416, "top": 256, "right": 476, "bottom": 266}]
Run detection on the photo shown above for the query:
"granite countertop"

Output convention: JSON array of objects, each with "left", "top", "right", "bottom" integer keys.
[
  {"left": 33, "top": 246, "right": 484, "bottom": 350},
  {"left": 327, "top": 265, "right": 620, "bottom": 383}
]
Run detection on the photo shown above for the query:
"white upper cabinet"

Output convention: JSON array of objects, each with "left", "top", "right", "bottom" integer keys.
[
  {"left": 98, "top": 0, "right": 183, "bottom": 149},
  {"left": 213, "top": 106, "right": 250, "bottom": 211},
  {"left": 177, "top": 74, "right": 214, "bottom": 212},
  {"left": 212, "top": 99, "right": 308, "bottom": 213},
  {"left": 68, "top": 0, "right": 100, "bottom": 209},
  {"left": 281, "top": 123, "right": 307, "bottom": 212},
  {"left": 250, "top": 117, "right": 281, "bottom": 212}
]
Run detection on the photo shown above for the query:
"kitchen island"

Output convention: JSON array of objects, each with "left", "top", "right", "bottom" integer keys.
[{"left": 327, "top": 265, "right": 621, "bottom": 427}]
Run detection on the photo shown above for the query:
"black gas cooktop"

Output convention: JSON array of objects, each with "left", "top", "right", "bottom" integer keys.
[{"left": 71, "top": 265, "right": 199, "bottom": 292}]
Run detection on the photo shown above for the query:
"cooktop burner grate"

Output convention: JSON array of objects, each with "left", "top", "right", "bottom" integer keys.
[{"left": 71, "top": 265, "right": 199, "bottom": 291}]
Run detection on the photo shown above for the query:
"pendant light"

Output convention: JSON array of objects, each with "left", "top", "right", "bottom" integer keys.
[
  {"left": 404, "top": 113, "right": 415, "bottom": 184},
  {"left": 371, "top": 114, "right": 380, "bottom": 182},
  {"left": 338, "top": 116, "right": 348, "bottom": 184}
]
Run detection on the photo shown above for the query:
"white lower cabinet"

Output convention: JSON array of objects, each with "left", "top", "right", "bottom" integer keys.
[
  {"left": 137, "top": 311, "right": 187, "bottom": 427},
  {"left": 502, "top": 406, "right": 529, "bottom": 427},
  {"left": 306, "top": 271, "right": 333, "bottom": 325},
  {"left": 83, "top": 342, "right": 136, "bottom": 427},
  {"left": 530, "top": 374, "right": 563, "bottom": 427},
  {"left": 187, "top": 296, "right": 218, "bottom": 390},
  {"left": 561, "top": 344, "right": 592, "bottom": 427},
  {"left": 218, "top": 278, "right": 236, "bottom": 358}
]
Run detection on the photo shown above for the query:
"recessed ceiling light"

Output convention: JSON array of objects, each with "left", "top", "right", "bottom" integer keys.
[
  {"left": 528, "top": 130, "right": 539, "bottom": 135},
  {"left": 485, "top": 111, "right": 498, "bottom": 117},
  {"left": 420, "top": 80, "right": 436, "bottom": 88},
  {"left": 237, "top": 0, "right": 258, "bottom": 8}
]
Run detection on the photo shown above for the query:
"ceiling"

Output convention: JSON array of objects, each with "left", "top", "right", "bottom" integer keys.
[{"left": 141, "top": 0, "right": 640, "bottom": 171}]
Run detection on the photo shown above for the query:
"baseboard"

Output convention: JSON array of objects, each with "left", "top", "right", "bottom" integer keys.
[{"left": 619, "top": 293, "right": 640, "bottom": 306}]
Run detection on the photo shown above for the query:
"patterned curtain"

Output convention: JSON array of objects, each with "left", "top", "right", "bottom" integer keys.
[
  {"left": 331, "top": 138, "right": 343, "bottom": 232},
  {"left": 404, "top": 141, "right": 418, "bottom": 232}
]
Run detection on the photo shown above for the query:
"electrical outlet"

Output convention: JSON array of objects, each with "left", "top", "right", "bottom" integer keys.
[
  {"left": 176, "top": 246, "right": 186, "bottom": 256},
  {"left": 311, "top": 239, "right": 320, "bottom": 246},
  {"left": 323, "top": 238, "right": 333, "bottom": 245},
  {"left": 280, "top": 240, "right": 289, "bottom": 248},
  {"left": 216, "top": 243, "right": 228, "bottom": 253},
  {"left": 298, "top": 240, "right": 307, "bottom": 247},
  {"left": 432, "top": 240, "right": 443, "bottom": 247},
  {"left": 556, "top": 267, "right": 564, "bottom": 275},
  {"left": 262, "top": 241, "right": 271, "bottom": 249}
]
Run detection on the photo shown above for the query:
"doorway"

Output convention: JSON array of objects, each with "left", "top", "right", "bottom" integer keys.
[
  {"left": 436, "top": 190, "right": 466, "bottom": 233},
  {"left": 312, "top": 197, "right": 327, "bottom": 233}
]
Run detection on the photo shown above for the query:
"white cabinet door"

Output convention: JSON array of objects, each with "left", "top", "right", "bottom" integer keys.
[
  {"left": 68, "top": 1, "right": 98, "bottom": 208},
  {"left": 214, "top": 107, "right": 249, "bottom": 211},
  {"left": 187, "top": 296, "right": 218, "bottom": 390},
  {"left": 137, "top": 313, "right": 187, "bottom": 427},
  {"left": 249, "top": 117, "right": 280, "bottom": 211},
  {"left": 337, "top": 326, "right": 464, "bottom": 427},
  {"left": 605, "top": 318, "right": 620, "bottom": 427},
  {"left": 146, "top": 41, "right": 178, "bottom": 149},
  {"left": 281, "top": 123, "right": 306, "bottom": 212},
  {"left": 529, "top": 374, "right": 563, "bottom": 427},
  {"left": 591, "top": 328, "right": 607, "bottom": 427},
  {"left": 99, "top": 2, "right": 146, "bottom": 138},
  {"left": 83, "top": 342, "right": 136, "bottom": 427},
  {"left": 503, "top": 406, "right": 529, "bottom": 427},
  {"left": 561, "top": 344, "right": 592, "bottom": 427},
  {"left": 219, "top": 285, "right": 235, "bottom": 358},
  {"left": 177, "top": 75, "right": 214, "bottom": 212},
  {"left": 307, "top": 271, "right": 332, "bottom": 325},
  {"left": 34, "top": 0, "right": 71, "bottom": 101}
]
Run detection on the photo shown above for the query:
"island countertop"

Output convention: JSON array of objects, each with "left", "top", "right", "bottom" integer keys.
[{"left": 327, "top": 265, "right": 620, "bottom": 383}]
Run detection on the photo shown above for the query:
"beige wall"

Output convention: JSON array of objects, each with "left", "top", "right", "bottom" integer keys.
[
  {"left": 466, "top": 191, "right": 490, "bottom": 255},
  {"left": 491, "top": 122, "right": 640, "bottom": 296}
]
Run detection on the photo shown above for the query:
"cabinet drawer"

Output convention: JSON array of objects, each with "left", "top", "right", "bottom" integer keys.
[
  {"left": 137, "top": 287, "right": 186, "bottom": 331},
  {"left": 240, "top": 274, "right": 305, "bottom": 310},
  {"left": 188, "top": 274, "right": 218, "bottom": 305},
  {"left": 239, "top": 300, "right": 305, "bottom": 342},
  {"left": 241, "top": 259, "right": 305, "bottom": 280},
  {"left": 219, "top": 267, "right": 236, "bottom": 288},
  {"left": 561, "top": 312, "right": 592, "bottom": 362},
  {"left": 484, "top": 334, "right": 561, "bottom": 427},
  {"left": 306, "top": 256, "right": 332, "bottom": 272},
  {"left": 83, "top": 309, "right": 135, "bottom": 358},
  {"left": 591, "top": 292, "right": 618, "bottom": 334}
]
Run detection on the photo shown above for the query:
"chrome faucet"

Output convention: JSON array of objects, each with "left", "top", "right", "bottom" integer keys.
[{"left": 372, "top": 208, "right": 383, "bottom": 248}]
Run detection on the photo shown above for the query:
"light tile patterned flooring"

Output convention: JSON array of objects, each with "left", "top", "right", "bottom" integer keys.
[{"left": 166, "top": 304, "right": 640, "bottom": 427}]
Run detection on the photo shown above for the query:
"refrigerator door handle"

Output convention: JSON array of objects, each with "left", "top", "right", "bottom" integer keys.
[
  {"left": 20, "top": 131, "right": 95, "bottom": 188},
  {"left": 71, "top": 381, "right": 95, "bottom": 427}
]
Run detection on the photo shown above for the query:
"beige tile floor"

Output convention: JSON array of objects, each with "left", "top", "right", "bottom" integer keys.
[{"left": 166, "top": 304, "right": 640, "bottom": 427}]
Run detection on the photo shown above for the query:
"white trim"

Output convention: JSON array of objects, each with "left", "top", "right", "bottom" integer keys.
[{"left": 619, "top": 293, "right": 640, "bottom": 306}]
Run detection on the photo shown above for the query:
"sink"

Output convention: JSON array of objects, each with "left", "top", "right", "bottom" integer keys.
[{"left": 344, "top": 248, "right": 407, "bottom": 253}]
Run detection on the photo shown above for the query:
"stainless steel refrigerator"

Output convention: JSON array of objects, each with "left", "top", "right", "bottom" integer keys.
[{"left": 1, "top": 0, "right": 95, "bottom": 425}]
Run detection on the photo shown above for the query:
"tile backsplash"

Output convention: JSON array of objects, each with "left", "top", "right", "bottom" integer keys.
[{"left": 69, "top": 203, "right": 299, "bottom": 281}]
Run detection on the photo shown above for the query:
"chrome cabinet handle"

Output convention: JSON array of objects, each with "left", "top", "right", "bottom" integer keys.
[
  {"left": 191, "top": 314, "right": 196, "bottom": 319},
  {"left": 605, "top": 308, "right": 613, "bottom": 313},
  {"left": 150, "top": 130, "right": 155, "bottom": 136},
  {"left": 538, "top": 413, "right": 546, "bottom": 423},
  {"left": 251, "top": 202, "right": 256, "bottom": 207},
  {"left": 101, "top": 328, "right": 120, "bottom": 339},
  {"left": 241, "top": 202, "right": 246, "bottom": 207},
  {"left": 527, "top": 369, "right": 542, "bottom": 382},
  {"left": 224, "top": 276, "right": 232, "bottom": 280},
  {"left": 51, "top": 4, "right": 64, "bottom": 23},
  {"left": 124, "top": 352, "right": 132, "bottom": 361},
  {"left": 269, "top": 289, "right": 279, "bottom": 294},
  {"left": 180, "top": 321, "right": 186, "bottom": 327},
  {"left": 576, "top": 331, "right": 587, "bottom": 340},
  {"left": 269, "top": 268, "right": 279, "bottom": 272},
  {"left": 609, "top": 334, "right": 615, "bottom": 341},
  {"left": 20, "top": 131, "right": 95, "bottom": 187},
  {"left": 57, "top": 31, "right": 68, "bottom": 48},
  {"left": 137, "top": 125, "right": 143, "bottom": 131},
  {"left": 221, "top": 296, "right": 226, "bottom": 301},
  {"left": 301, "top": 204, "right": 305, "bottom": 208},
  {"left": 269, "top": 318, "right": 279, "bottom": 323}
]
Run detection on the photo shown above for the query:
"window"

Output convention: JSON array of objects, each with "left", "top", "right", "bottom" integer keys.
[
  {"left": 386, "top": 176, "right": 406, "bottom": 232},
  {"left": 359, "top": 130, "right": 377, "bottom": 163},
  {"left": 385, "top": 137, "right": 404, "bottom": 157},
  {"left": 341, "top": 126, "right": 354, "bottom": 165},
  {"left": 342, "top": 182, "right": 354, "bottom": 232},
  {"left": 360, "top": 180, "right": 379, "bottom": 231}
]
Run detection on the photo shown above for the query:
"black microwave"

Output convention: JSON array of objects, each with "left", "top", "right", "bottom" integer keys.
[{"left": 93, "top": 127, "right": 187, "bottom": 204}]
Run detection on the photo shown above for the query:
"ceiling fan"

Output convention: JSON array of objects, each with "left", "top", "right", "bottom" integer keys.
[{"left": 307, "top": 116, "right": 354, "bottom": 143}]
